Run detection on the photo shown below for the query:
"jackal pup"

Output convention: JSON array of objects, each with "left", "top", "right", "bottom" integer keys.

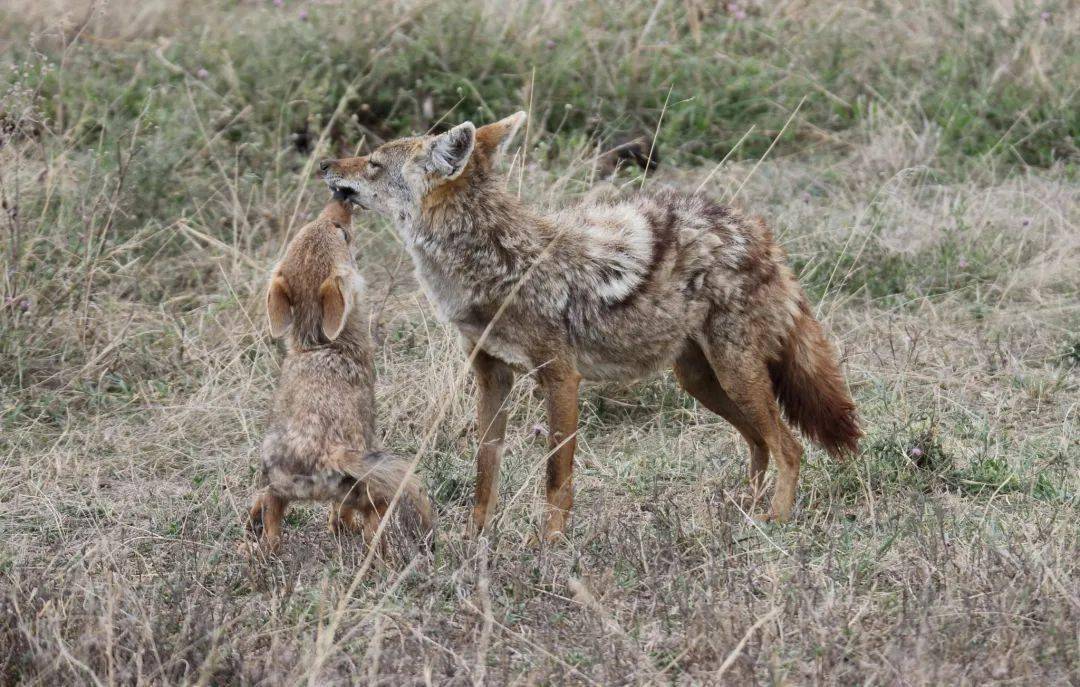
[
  {"left": 322, "top": 113, "right": 860, "bottom": 541},
  {"left": 246, "top": 197, "right": 432, "bottom": 553}
]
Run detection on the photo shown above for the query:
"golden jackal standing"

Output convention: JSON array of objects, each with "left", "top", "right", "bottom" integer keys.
[
  {"left": 321, "top": 113, "right": 859, "bottom": 541},
  {"left": 247, "top": 198, "right": 432, "bottom": 553}
]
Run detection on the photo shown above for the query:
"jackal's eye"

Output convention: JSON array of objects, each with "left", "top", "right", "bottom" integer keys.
[{"left": 366, "top": 159, "right": 383, "bottom": 178}]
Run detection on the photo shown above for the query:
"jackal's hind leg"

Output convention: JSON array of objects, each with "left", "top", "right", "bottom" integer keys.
[
  {"left": 674, "top": 341, "right": 771, "bottom": 510},
  {"left": 687, "top": 338, "right": 804, "bottom": 521}
]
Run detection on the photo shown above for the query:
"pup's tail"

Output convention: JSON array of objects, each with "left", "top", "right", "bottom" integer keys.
[
  {"left": 330, "top": 448, "right": 434, "bottom": 535},
  {"left": 768, "top": 302, "right": 861, "bottom": 458}
]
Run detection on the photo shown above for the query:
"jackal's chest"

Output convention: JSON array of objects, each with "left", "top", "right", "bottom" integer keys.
[
  {"left": 408, "top": 247, "right": 532, "bottom": 365},
  {"left": 409, "top": 248, "right": 478, "bottom": 318},
  {"left": 453, "top": 307, "right": 534, "bottom": 369}
]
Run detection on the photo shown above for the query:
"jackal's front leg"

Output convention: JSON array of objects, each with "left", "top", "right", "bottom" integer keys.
[
  {"left": 538, "top": 362, "right": 581, "bottom": 542},
  {"left": 471, "top": 350, "right": 515, "bottom": 533}
]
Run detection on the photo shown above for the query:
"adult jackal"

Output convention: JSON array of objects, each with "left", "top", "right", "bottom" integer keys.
[{"left": 322, "top": 113, "right": 859, "bottom": 541}]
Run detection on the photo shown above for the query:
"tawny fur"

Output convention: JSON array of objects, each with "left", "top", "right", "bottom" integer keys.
[
  {"left": 247, "top": 199, "right": 432, "bottom": 554},
  {"left": 322, "top": 112, "right": 860, "bottom": 537}
]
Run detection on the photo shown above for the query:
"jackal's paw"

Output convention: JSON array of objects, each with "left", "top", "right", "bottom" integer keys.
[
  {"left": 469, "top": 507, "right": 494, "bottom": 539},
  {"left": 539, "top": 514, "right": 570, "bottom": 546}
]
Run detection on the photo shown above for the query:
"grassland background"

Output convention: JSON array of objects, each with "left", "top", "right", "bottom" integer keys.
[{"left": 1, "top": 0, "right": 1078, "bottom": 684}]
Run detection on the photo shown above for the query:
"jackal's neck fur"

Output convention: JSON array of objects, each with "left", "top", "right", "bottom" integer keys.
[{"left": 417, "top": 173, "right": 543, "bottom": 264}]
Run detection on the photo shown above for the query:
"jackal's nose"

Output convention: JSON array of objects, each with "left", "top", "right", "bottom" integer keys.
[{"left": 318, "top": 158, "right": 336, "bottom": 173}]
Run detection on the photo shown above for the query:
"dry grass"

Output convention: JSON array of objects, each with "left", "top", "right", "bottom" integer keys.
[{"left": 2, "top": 1, "right": 1078, "bottom": 684}]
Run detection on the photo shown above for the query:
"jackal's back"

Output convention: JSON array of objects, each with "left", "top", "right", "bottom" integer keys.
[{"left": 554, "top": 188, "right": 801, "bottom": 379}]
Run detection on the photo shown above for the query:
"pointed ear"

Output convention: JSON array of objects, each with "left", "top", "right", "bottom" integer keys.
[
  {"left": 319, "top": 275, "right": 350, "bottom": 341},
  {"left": 475, "top": 111, "right": 526, "bottom": 162},
  {"left": 266, "top": 276, "right": 293, "bottom": 338},
  {"left": 427, "top": 122, "right": 476, "bottom": 179}
]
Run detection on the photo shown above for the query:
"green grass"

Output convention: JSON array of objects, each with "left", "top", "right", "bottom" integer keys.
[{"left": 3, "top": 2, "right": 1077, "bottom": 200}]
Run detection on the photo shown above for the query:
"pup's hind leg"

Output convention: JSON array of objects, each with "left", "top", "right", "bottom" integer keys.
[
  {"left": 328, "top": 503, "right": 362, "bottom": 535},
  {"left": 362, "top": 503, "right": 389, "bottom": 558},
  {"left": 247, "top": 490, "right": 289, "bottom": 552}
]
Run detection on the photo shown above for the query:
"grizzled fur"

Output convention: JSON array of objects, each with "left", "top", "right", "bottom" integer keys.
[
  {"left": 322, "top": 113, "right": 860, "bottom": 537},
  {"left": 246, "top": 199, "right": 432, "bottom": 554}
]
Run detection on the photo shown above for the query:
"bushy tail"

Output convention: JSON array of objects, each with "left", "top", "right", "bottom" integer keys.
[
  {"left": 331, "top": 448, "right": 435, "bottom": 535},
  {"left": 768, "top": 303, "right": 861, "bottom": 458}
]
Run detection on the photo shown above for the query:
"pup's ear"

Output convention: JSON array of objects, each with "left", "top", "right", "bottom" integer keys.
[
  {"left": 319, "top": 276, "right": 350, "bottom": 341},
  {"left": 427, "top": 122, "right": 476, "bottom": 179},
  {"left": 266, "top": 276, "right": 292, "bottom": 338},
  {"left": 475, "top": 111, "right": 526, "bottom": 162}
]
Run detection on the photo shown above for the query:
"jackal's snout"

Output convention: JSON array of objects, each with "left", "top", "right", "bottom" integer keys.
[
  {"left": 319, "top": 156, "right": 368, "bottom": 179},
  {"left": 319, "top": 157, "right": 367, "bottom": 206},
  {"left": 319, "top": 157, "right": 342, "bottom": 189}
]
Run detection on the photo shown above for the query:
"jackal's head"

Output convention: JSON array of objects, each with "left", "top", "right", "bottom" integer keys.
[
  {"left": 320, "top": 112, "right": 526, "bottom": 221},
  {"left": 266, "top": 198, "right": 365, "bottom": 346}
]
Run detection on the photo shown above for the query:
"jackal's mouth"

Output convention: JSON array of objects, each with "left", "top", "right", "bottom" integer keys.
[
  {"left": 330, "top": 185, "right": 356, "bottom": 202},
  {"left": 327, "top": 180, "right": 366, "bottom": 209}
]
